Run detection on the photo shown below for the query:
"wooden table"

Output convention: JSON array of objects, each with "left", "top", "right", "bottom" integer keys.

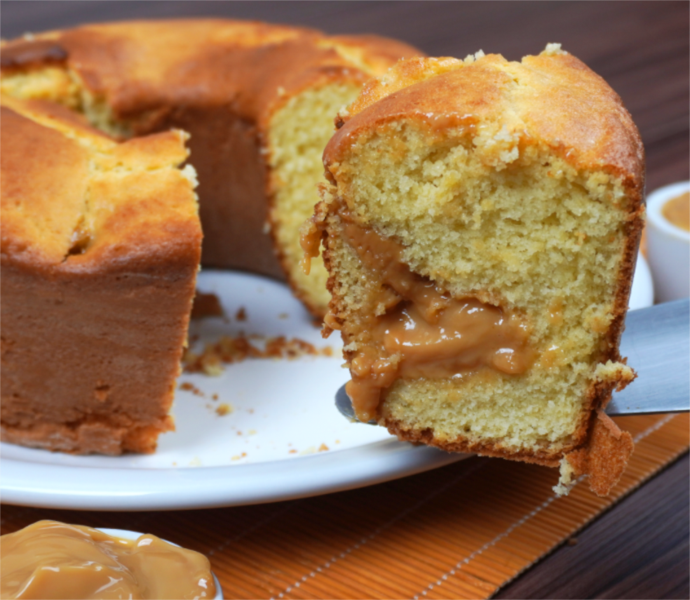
[{"left": 2, "top": 2, "right": 688, "bottom": 598}]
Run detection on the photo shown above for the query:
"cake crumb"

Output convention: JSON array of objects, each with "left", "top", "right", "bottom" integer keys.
[
  {"left": 183, "top": 332, "right": 335, "bottom": 374},
  {"left": 248, "top": 429, "right": 257, "bottom": 435},
  {"left": 278, "top": 313, "right": 289, "bottom": 319},
  {"left": 191, "top": 292, "right": 224, "bottom": 319},
  {"left": 318, "top": 443, "right": 329, "bottom": 452},
  {"left": 236, "top": 307, "right": 247, "bottom": 321},
  {"left": 289, "top": 449, "right": 298, "bottom": 454},
  {"left": 543, "top": 42, "right": 566, "bottom": 56},
  {"left": 215, "top": 403, "right": 233, "bottom": 416},
  {"left": 567, "top": 537, "right": 579, "bottom": 546},
  {"left": 554, "top": 456, "right": 577, "bottom": 496},
  {"left": 212, "top": 393, "right": 219, "bottom": 401},
  {"left": 179, "top": 381, "right": 205, "bottom": 397}
]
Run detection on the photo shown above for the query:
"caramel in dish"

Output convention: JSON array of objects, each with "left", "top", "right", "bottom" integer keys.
[
  {"left": 337, "top": 215, "right": 535, "bottom": 422},
  {"left": 0, "top": 520, "right": 216, "bottom": 599},
  {"left": 662, "top": 191, "right": 690, "bottom": 232}
]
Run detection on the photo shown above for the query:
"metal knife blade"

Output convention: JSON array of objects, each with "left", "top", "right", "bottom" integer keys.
[
  {"left": 607, "top": 298, "right": 689, "bottom": 415},
  {"left": 335, "top": 298, "right": 690, "bottom": 421}
]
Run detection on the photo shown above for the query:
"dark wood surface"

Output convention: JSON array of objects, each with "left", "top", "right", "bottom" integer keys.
[{"left": 2, "top": 2, "right": 688, "bottom": 598}]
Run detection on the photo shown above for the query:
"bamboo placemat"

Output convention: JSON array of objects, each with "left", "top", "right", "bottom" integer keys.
[{"left": 1, "top": 414, "right": 687, "bottom": 599}]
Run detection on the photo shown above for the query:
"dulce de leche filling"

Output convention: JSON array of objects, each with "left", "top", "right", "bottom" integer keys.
[
  {"left": 337, "top": 215, "right": 535, "bottom": 422},
  {"left": 0, "top": 520, "right": 216, "bottom": 599}
]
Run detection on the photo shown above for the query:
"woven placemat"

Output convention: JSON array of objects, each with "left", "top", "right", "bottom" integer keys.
[{"left": 1, "top": 414, "right": 688, "bottom": 599}]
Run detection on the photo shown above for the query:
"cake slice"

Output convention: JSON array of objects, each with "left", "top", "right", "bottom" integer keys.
[
  {"left": 1, "top": 97, "right": 201, "bottom": 454},
  {"left": 308, "top": 46, "right": 644, "bottom": 495}
]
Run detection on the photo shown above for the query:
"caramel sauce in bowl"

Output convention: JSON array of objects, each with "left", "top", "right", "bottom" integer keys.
[
  {"left": 661, "top": 191, "right": 690, "bottom": 232},
  {"left": 0, "top": 521, "right": 222, "bottom": 599},
  {"left": 98, "top": 528, "right": 223, "bottom": 600}
]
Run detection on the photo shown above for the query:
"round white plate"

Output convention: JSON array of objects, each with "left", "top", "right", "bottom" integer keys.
[{"left": 0, "top": 256, "right": 653, "bottom": 511}]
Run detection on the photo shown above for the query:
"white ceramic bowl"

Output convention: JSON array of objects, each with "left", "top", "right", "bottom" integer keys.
[
  {"left": 646, "top": 181, "right": 690, "bottom": 303},
  {"left": 98, "top": 528, "right": 223, "bottom": 599}
]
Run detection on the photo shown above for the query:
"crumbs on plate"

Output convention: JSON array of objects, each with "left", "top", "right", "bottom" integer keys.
[
  {"left": 215, "top": 403, "right": 233, "bottom": 417},
  {"left": 190, "top": 292, "right": 224, "bottom": 319},
  {"left": 297, "top": 443, "right": 330, "bottom": 456},
  {"left": 182, "top": 333, "right": 335, "bottom": 375},
  {"left": 179, "top": 381, "right": 204, "bottom": 397}
]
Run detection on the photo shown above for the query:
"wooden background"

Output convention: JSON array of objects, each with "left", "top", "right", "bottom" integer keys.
[{"left": 2, "top": 2, "right": 689, "bottom": 598}]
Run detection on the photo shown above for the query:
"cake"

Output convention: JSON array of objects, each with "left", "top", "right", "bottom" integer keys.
[
  {"left": 1, "top": 20, "right": 421, "bottom": 317},
  {"left": 1, "top": 96, "right": 201, "bottom": 454},
  {"left": 308, "top": 47, "right": 644, "bottom": 495},
  {"left": 0, "top": 20, "right": 420, "bottom": 455}
]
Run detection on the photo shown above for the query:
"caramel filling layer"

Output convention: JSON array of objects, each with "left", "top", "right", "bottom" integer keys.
[
  {"left": 662, "top": 191, "right": 690, "bottom": 232},
  {"left": 339, "top": 215, "right": 535, "bottom": 422},
  {"left": 0, "top": 520, "right": 216, "bottom": 599}
]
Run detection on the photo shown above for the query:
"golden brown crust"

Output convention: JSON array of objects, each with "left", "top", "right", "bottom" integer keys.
[
  {"left": 384, "top": 410, "right": 634, "bottom": 497},
  {"left": 326, "top": 51, "right": 645, "bottom": 184},
  {"left": 0, "top": 39, "right": 68, "bottom": 72},
  {"left": 1, "top": 21, "right": 422, "bottom": 317},
  {"left": 564, "top": 411, "right": 634, "bottom": 496},
  {"left": 1, "top": 99, "right": 201, "bottom": 454},
  {"left": 1, "top": 105, "right": 91, "bottom": 266}
]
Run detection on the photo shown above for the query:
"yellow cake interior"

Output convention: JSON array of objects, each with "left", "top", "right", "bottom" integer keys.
[
  {"left": 1, "top": 66, "right": 131, "bottom": 137},
  {"left": 325, "top": 116, "right": 635, "bottom": 455},
  {"left": 268, "top": 82, "right": 362, "bottom": 312}
]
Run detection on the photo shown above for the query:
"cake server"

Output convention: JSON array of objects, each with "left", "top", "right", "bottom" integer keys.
[{"left": 335, "top": 298, "right": 690, "bottom": 422}]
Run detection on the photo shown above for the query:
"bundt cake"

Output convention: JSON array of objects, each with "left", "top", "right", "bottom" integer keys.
[
  {"left": 1, "top": 96, "right": 201, "bottom": 454},
  {"left": 0, "top": 19, "right": 421, "bottom": 454},
  {"left": 1, "top": 19, "right": 421, "bottom": 317},
  {"left": 308, "top": 46, "right": 644, "bottom": 495}
]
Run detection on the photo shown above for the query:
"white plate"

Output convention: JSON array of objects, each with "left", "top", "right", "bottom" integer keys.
[{"left": 0, "top": 255, "right": 653, "bottom": 511}]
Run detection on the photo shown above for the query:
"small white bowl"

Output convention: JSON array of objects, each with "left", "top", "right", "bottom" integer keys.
[
  {"left": 98, "top": 528, "right": 223, "bottom": 599},
  {"left": 646, "top": 181, "right": 690, "bottom": 303}
]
